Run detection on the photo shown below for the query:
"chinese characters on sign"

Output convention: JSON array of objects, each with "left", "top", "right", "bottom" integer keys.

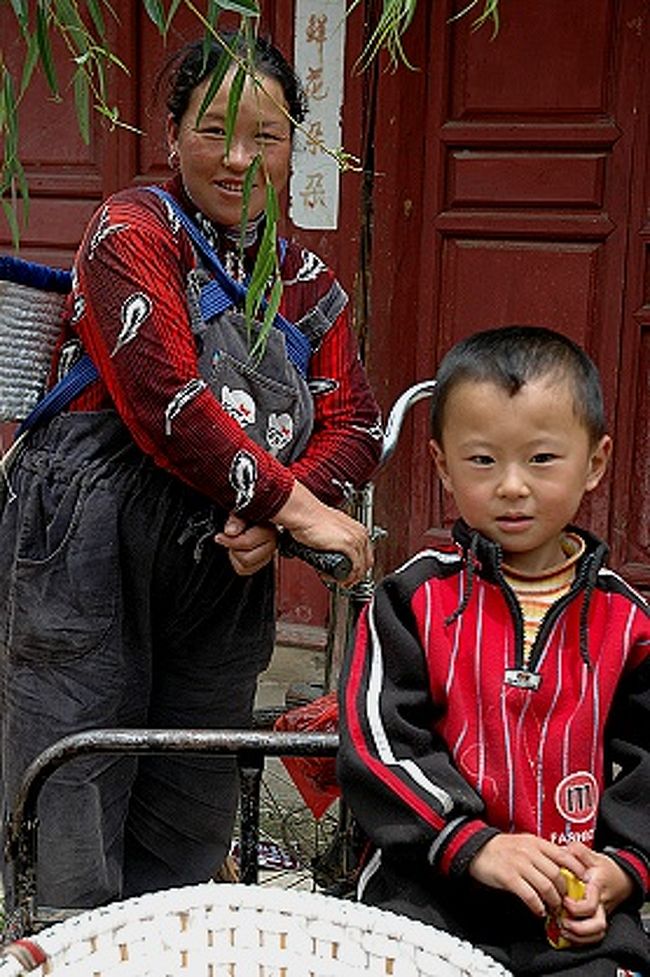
[{"left": 291, "top": 0, "right": 346, "bottom": 230}]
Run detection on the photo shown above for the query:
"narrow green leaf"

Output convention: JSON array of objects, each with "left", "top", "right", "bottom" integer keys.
[
  {"left": 164, "top": 0, "right": 183, "bottom": 34},
  {"left": 202, "top": 3, "right": 220, "bottom": 67},
  {"left": 36, "top": 3, "right": 60, "bottom": 96},
  {"left": 245, "top": 182, "right": 280, "bottom": 334},
  {"left": 472, "top": 0, "right": 500, "bottom": 36},
  {"left": 195, "top": 42, "right": 235, "bottom": 127},
  {"left": 245, "top": 243, "right": 274, "bottom": 321},
  {"left": 95, "top": 47, "right": 129, "bottom": 73},
  {"left": 264, "top": 179, "right": 280, "bottom": 224},
  {"left": 224, "top": 64, "right": 245, "bottom": 156},
  {"left": 20, "top": 31, "right": 41, "bottom": 96},
  {"left": 142, "top": 0, "right": 165, "bottom": 32},
  {"left": 9, "top": 0, "right": 30, "bottom": 32},
  {"left": 73, "top": 67, "right": 90, "bottom": 144},
  {"left": 239, "top": 154, "right": 261, "bottom": 253},
  {"left": 13, "top": 157, "right": 30, "bottom": 224},
  {"left": 1, "top": 197, "right": 22, "bottom": 251},
  {"left": 84, "top": 0, "right": 106, "bottom": 38},
  {"left": 2, "top": 70, "right": 18, "bottom": 160},
  {"left": 255, "top": 275, "right": 282, "bottom": 356},
  {"left": 94, "top": 53, "right": 107, "bottom": 101},
  {"left": 55, "top": 0, "right": 91, "bottom": 56},
  {"left": 217, "top": 0, "right": 260, "bottom": 15},
  {"left": 95, "top": 101, "right": 119, "bottom": 125}
]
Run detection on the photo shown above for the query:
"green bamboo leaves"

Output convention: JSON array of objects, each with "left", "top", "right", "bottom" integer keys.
[
  {"left": 0, "top": 66, "right": 26, "bottom": 245},
  {"left": 449, "top": 0, "right": 500, "bottom": 37},
  {"left": 244, "top": 177, "right": 282, "bottom": 361},
  {"left": 355, "top": 0, "right": 419, "bottom": 69},
  {"left": 354, "top": 0, "right": 500, "bottom": 70}
]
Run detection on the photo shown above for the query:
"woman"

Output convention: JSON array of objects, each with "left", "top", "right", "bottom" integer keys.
[{"left": 0, "top": 33, "right": 381, "bottom": 910}]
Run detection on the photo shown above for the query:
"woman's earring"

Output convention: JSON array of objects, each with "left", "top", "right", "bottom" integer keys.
[{"left": 167, "top": 148, "right": 180, "bottom": 170}]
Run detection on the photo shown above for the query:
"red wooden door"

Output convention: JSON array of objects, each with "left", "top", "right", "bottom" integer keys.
[
  {"left": 367, "top": 0, "right": 650, "bottom": 596},
  {"left": 2, "top": 0, "right": 648, "bottom": 618}
]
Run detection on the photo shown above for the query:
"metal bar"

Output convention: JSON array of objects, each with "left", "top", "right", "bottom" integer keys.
[
  {"left": 238, "top": 752, "right": 264, "bottom": 885},
  {"left": 5, "top": 728, "right": 339, "bottom": 935}
]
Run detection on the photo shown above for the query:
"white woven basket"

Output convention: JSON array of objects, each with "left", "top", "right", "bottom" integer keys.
[
  {"left": 0, "top": 278, "right": 65, "bottom": 422},
  {"left": 0, "top": 883, "right": 512, "bottom": 977}
]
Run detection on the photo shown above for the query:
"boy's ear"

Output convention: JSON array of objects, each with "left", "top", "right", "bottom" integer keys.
[
  {"left": 429, "top": 439, "right": 452, "bottom": 492},
  {"left": 585, "top": 435, "right": 613, "bottom": 492}
]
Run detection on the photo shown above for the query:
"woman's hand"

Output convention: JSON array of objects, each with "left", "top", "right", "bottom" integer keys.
[
  {"left": 215, "top": 514, "right": 278, "bottom": 575},
  {"left": 271, "top": 481, "right": 373, "bottom": 586},
  {"left": 468, "top": 833, "right": 590, "bottom": 918}
]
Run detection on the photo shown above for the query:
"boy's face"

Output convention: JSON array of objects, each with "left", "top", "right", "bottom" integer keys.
[{"left": 429, "top": 376, "right": 612, "bottom": 574}]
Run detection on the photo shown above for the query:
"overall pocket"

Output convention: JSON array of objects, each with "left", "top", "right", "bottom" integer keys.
[
  {"left": 206, "top": 313, "right": 314, "bottom": 464},
  {"left": 8, "top": 468, "right": 119, "bottom": 664}
]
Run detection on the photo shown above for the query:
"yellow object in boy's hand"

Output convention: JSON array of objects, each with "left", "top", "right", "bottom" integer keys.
[{"left": 545, "top": 868, "right": 587, "bottom": 949}]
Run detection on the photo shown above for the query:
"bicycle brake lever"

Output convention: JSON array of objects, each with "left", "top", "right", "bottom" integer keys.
[{"left": 277, "top": 533, "right": 352, "bottom": 581}]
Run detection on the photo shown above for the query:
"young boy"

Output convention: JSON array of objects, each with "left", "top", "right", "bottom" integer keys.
[{"left": 338, "top": 326, "right": 649, "bottom": 976}]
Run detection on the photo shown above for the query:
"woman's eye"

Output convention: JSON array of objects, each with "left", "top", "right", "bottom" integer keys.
[
  {"left": 256, "top": 131, "right": 285, "bottom": 144},
  {"left": 199, "top": 127, "right": 226, "bottom": 138}
]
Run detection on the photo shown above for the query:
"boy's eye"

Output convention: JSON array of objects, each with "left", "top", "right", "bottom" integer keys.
[
  {"left": 531, "top": 452, "right": 558, "bottom": 464},
  {"left": 469, "top": 455, "right": 494, "bottom": 466}
]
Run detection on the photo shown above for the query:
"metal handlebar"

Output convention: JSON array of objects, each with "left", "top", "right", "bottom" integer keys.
[
  {"left": 380, "top": 378, "right": 437, "bottom": 467},
  {"left": 277, "top": 533, "right": 352, "bottom": 580},
  {"left": 280, "top": 378, "right": 437, "bottom": 577}
]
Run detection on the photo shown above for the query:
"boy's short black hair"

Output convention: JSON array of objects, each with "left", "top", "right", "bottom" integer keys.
[{"left": 431, "top": 325, "right": 606, "bottom": 445}]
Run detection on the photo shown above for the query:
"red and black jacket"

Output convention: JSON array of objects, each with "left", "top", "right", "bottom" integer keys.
[{"left": 338, "top": 521, "right": 650, "bottom": 905}]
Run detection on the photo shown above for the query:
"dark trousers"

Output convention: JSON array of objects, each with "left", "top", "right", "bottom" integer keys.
[
  {"left": 360, "top": 852, "right": 649, "bottom": 976},
  {"left": 0, "top": 412, "right": 275, "bottom": 909}
]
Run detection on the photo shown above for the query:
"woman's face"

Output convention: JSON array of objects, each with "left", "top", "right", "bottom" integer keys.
[{"left": 167, "top": 67, "right": 292, "bottom": 228}]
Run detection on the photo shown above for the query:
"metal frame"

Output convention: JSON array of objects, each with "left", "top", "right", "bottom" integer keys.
[{"left": 3, "top": 728, "right": 338, "bottom": 938}]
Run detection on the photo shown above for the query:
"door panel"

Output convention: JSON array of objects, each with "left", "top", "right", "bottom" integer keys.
[{"left": 369, "top": 0, "right": 649, "bottom": 594}]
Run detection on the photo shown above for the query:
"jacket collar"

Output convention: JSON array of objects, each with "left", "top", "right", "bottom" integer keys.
[{"left": 450, "top": 519, "right": 609, "bottom": 584}]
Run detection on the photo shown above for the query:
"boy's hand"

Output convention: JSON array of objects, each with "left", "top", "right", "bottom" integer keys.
[
  {"left": 468, "top": 833, "right": 589, "bottom": 917},
  {"left": 564, "top": 841, "right": 634, "bottom": 916},
  {"left": 548, "top": 843, "right": 634, "bottom": 948},
  {"left": 554, "top": 875, "right": 608, "bottom": 945}
]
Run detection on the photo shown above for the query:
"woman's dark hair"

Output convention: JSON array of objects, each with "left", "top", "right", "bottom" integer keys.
[
  {"left": 163, "top": 32, "right": 307, "bottom": 128},
  {"left": 431, "top": 325, "right": 606, "bottom": 445}
]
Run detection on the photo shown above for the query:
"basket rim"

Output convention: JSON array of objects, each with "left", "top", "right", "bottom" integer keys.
[{"left": 0, "top": 882, "right": 512, "bottom": 976}]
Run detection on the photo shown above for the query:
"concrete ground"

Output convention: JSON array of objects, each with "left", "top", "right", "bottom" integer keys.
[{"left": 255, "top": 633, "right": 327, "bottom": 715}]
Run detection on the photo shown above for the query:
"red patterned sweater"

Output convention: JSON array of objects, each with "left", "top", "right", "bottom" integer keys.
[{"left": 54, "top": 177, "right": 382, "bottom": 522}]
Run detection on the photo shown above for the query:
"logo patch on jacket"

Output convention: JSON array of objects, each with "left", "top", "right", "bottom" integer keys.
[{"left": 554, "top": 771, "right": 598, "bottom": 824}]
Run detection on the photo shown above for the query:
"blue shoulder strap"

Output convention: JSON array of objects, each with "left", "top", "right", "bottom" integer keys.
[
  {"left": 15, "top": 355, "right": 98, "bottom": 438},
  {"left": 148, "top": 186, "right": 311, "bottom": 377},
  {"left": 0, "top": 256, "right": 99, "bottom": 440}
]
